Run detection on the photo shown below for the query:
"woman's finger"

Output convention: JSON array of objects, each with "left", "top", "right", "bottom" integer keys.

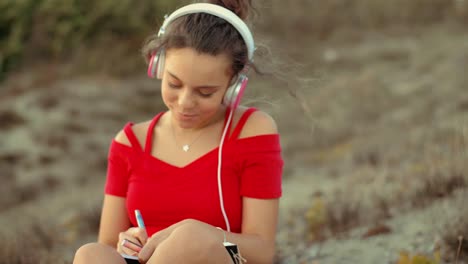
[
  {"left": 117, "top": 230, "right": 144, "bottom": 255},
  {"left": 120, "top": 227, "right": 148, "bottom": 245},
  {"left": 122, "top": 238, "right": 143, "bottom": 253},
  {"left": 137, "top": 239, "right": 157, "bottom": 263},
  {"left": 117, "top": 237, "right": 136, "bottom": 255},
  {"left": 130, "top": 227, "right": 149, "bottom": 245},
  {"left": 137, "top": 228, "right": 172, "bottom": 262}
]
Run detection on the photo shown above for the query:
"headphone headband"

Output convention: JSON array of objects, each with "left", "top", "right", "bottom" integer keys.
[{"left": 158, "top": 3, "right": 255, "bottom": 62}]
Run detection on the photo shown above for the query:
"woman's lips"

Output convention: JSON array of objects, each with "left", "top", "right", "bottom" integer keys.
[{"left": 178, "top": 112, "right": 197, "bottom": 121}]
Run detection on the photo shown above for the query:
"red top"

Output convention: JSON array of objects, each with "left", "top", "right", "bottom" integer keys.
[{"left": 104, "top": 108, "right": 283, "bottom": 236}]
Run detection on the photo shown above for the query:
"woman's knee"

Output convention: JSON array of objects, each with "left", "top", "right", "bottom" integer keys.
[
  {"left": 74, "top": 243, "right": 98, "bottom": 263},
  {"left": 73, "top": 242, "right": 125, "bottom": 264},
  {"left": 172, "top": 222, "right": 219, "bottom": 254},
  {"left": 151, "top": 223, "right": 230, "bottom": 263}
]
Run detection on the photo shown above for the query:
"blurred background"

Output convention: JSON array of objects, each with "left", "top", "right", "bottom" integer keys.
[{"left": 1, "top": 0, "right": 468, "bottom": 263}]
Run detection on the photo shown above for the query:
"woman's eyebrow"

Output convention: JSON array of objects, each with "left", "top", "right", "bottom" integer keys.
[
  {"left": 167, "top": 71, "right": 181, "bottom": 80},
  {"left": 167, "top": 71, "right": 221, "bottom": 89}
]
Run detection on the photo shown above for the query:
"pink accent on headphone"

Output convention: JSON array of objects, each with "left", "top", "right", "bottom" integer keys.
[{"left": 147, "top": 54, "right": 155, "bottom": 78}]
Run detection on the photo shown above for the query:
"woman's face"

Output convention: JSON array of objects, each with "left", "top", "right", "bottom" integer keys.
[{"left": 161, "top": 47, "right": 232, "bottom": 129}]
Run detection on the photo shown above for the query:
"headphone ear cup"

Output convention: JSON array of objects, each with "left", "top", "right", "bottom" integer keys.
[
  {"left": 223, "top": 75, "right": 248, "bottom": 110},
  {"left": 223, "top": 87, "right": 232, "bottom": 106},
  {"left": 156, "top": 49, "right": 166, "bottom": 79},
  {"left": 223, "top": 79, "right": 236, "bottom": 106},
  {"left": 147, "top": 53, "right": 158, "bottom": 78},
  {"left": 147, "top": 49, "right": 166, "bottom": 79}
]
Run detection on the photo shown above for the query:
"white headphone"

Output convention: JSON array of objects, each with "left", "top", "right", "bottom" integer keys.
[{"left": 149, "top": 3, "right": 256, "bottom": 233}]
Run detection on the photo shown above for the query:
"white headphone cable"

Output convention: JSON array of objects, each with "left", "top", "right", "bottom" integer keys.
[{"left": 217, "top": 107, "right": 235, "bottom": 233}]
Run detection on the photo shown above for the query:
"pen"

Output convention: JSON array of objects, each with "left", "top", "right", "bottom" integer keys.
[
  {"left": 135, "top": 209, "right": 146, "bottom": 230},
  {"left": 121, "top": 238, "right": 142, "bottom": 253}
]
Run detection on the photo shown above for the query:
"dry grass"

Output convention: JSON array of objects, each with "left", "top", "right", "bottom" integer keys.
[
  {"left": 395, "top": 251, "right": 441, "bottom": 264},
  {"left": 438, "top": 190, "right": 468, "bottom": 262},
  {"left": 303, "top": 117, "right": 468, "bottom": 243},
  {"left": 0, "top": 222, "right": 66, "bottom": 264},
  {"left": 259, "top": 0, "right": 468, "bottom": 40},
  {"left": 0, "top": 167, "right": 61, "bottom": 212},
  {"left": 289, "top": 18, "right": 468, "bottom": 262},
  {"left": 0, "top": 201, "right": 101, "bottom": 264}
]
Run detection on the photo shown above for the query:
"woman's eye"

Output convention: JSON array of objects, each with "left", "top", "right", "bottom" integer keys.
[
  {"left": 199, "top": 92, "right": 213, "bottom": 98},
  {"left": 168, "top": 82, "right": 181, "bottom": 89}
]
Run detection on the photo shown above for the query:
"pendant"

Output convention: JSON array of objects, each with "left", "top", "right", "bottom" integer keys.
[{"left": 182, "top": 145, "right": 189, "bottom": 152}]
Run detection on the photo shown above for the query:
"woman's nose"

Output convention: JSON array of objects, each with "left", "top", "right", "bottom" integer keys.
[{"left": 178, "top": 90, "right": 196, "bottom": 109}]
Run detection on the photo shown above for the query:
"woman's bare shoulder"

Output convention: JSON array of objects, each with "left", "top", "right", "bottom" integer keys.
[
  {"left": 113, "top": 120, "right": 153, "bottom": 147},
  {"left": 237, "top": 107, "right": 278, "bottom": 139}
]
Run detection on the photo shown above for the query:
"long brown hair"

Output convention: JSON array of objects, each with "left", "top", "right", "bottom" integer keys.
[{"left": 141, "top": 0, "right": 257, "bottom": 77}]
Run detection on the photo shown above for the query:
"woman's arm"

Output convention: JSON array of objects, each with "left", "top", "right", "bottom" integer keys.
[
  {"left": 224, "top": 197, "right": 279, "bottom": 264},
  {"left": 98, "top": 195, "right": 131, "bottom": 247},
  {"left": 231, "top": 110, "right": 281, "bottom": 263},
  {"left": 98, "top": 129, "right": 135, "bottom": 247}
]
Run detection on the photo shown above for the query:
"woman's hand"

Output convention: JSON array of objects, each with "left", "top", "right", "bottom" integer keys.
[
  {"left": 117, "top": 227, "right": 148, "bottom": 256},
  {"left": 138, "top": 219, "right": 221, "bottom": 263}
]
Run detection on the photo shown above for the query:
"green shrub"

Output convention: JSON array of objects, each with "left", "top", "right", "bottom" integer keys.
[{"left": 0, "top": 0, "right": 184, "bottom": 80}]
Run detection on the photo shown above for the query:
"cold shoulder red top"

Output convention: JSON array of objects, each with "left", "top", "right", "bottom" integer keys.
[{"left": 104, "top": 108, "right": 283, "bottom": 236}]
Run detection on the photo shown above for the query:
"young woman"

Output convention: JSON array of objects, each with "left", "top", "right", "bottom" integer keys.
[{"left": 73, "top": 1, "right": 283, "bottom": 263}]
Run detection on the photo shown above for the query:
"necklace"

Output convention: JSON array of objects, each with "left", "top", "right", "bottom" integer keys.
[{"left": 170, "top": 120, "right": 205, "bottom": 152}]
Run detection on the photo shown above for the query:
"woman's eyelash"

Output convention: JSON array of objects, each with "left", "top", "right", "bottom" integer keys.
[
  {"left": 168, "top": 83, "right": 181, "bottom": 88},
  {"left": 168, "top": 82, "right": 213, "bottom": 97},
  {"left": 199, "top": 92, "right": 213, "bottom": 98}
]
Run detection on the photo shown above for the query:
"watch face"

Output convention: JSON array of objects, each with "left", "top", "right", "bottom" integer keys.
[
  {"left": 124, "top": 258, "right": 140, "bottom": 264},
  {"left": 223, "top": 242, "right": 242, "bottom": 263},
  {"left": 122, "top": 254, "right": 140, "bottom": 264}
]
